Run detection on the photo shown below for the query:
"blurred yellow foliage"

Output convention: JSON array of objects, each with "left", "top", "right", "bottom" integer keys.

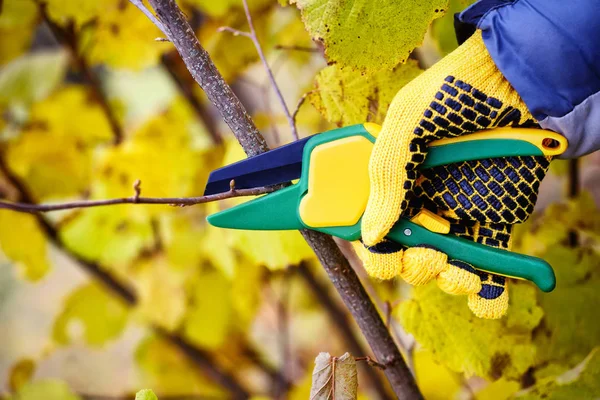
[
  {"left": 0, "top": 211, "right": 49, "bottom": 281},
  {"left": 0, "top": 0, "right": 38, "bottom": 65}
]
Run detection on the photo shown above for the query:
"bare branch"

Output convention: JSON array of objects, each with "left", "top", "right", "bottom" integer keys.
[
  {"left": 355, "top": 356, "right": 387, "bottom": 371},
  {"left": 129, "top": 0, "right": 168, "bottom": 35},
  {"left": 217, "top": 26, "right": 252, "bottom": 38},
  {"left": 219, "top": 0, "right": 299, "bottom": 141},
  {"left": 0, "top": 185, "right": 275, "bottom": 214},
  {"left": 138, "top": 1, "right": 422, "bottom": 397}
]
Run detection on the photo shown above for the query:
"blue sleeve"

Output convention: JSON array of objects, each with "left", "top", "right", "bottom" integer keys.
[{"left": 457, "top": 0, "right": 600, "bottom": 158}]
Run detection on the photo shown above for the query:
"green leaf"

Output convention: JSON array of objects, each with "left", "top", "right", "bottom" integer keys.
[
  {"left": 135, "top": 389, "right": 158, "bottom": 400},
  {"left": 310, "top": 352, "right": 358, "bottom": 400},
  {"left": 0, "top": 211, "right": 50, "bottom": 282},
  {"left": 52, "top": 283, "right": 129, "bottom": 347},
  {"left": 292, "top": 0, "right": 448, "bottom": 71},
  {"left": 0, "top": 51, "right": 68, "bottom": 106},
  {"left": 8, "top": 379, "right": 81, "bottom": 400},
  {"left": 398, "top": 282, "right": 543, "bottom": 380},
  {"left": 310, "top": 61, "right": 422, "bottom": 126},
  {"left": 516, "top": 347, "right": 600, "bottom": 400}
]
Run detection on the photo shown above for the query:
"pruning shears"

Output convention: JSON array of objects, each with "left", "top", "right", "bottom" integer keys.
[{"left": 204, "top": 123, "right": 568, "bottom": 292}]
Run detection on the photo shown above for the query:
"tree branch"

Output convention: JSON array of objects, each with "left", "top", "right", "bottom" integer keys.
[
  {"left": 0, "top": 182, "right": 274, "bottom": 213},
  {"left": 138, "top": 1, "right": 423, "bottom": 397},
  {"left": 39, "top": 4, "right": 124, "bottom": 145}
]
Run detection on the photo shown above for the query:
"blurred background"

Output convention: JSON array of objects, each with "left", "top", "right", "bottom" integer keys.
[{"left": 1, "top": 0, "right": 599, "bottom": 399}]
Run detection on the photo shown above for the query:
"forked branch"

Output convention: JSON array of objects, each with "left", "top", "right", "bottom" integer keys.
[{"left": 133, "top": 1, "right": 423, "bottom": 398}]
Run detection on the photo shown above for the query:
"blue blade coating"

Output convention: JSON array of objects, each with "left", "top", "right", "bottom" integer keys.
[{"left": 203, "top": 136, "right": 311, "bottom": 195}]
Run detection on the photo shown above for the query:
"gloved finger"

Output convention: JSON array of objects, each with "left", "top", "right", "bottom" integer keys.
[
  {"left": 400, "top": 245, "right": 447, "bottom": 286},
  {"left": 354, "top": 239, "right": 404, "bottom": 280},
  {"left": 436, "top": 260, "right": 482, "bottom": 295},
  {"left": 468, "top": 272, "right": 509, "bottom": 319}
]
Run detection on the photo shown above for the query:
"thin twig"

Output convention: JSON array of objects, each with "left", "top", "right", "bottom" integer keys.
[
  {"left": 292, "top": 90, "right": 316, "bottom": 128},
  {"left": 219, "top": 0, "right": 299, "bottom": 141},
  {"left": 0, "top": 184, "right": 274, "bottom": 213},
  {"left": 217, "top": 26, "right": 252, "bottom": 38},
  {"left": 274, "top": 44, "right": 320, "bottom": 53},
  {"left": 355, "top": 356, "right": 387, "bottom": 371},
  {"left": 39, "top": 4, "right": 123, "bottom": 145}
]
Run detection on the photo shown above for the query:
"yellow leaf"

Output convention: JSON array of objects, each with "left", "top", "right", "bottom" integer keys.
[
  {"left": 5, "top": 86, "right": 113, "bottom": 201},
  {"left": 183, "top": 269, "right": 233, "bottom": 350},
  {"left": 398, "top": 281, "right": 543, "bottom": 380},
  {"left": 516, "top": 347, "right": 600, "bottom": 400},
  {"left": 413, "top": 350, "right": 462, "bottom": 400},
  {"left": 184, "top": 0, "right": 273, "bottom": 19},
  {"left": 475, "top": 379, "right": 520, "bottom": 400},
  {"left": 292, "top": 0, "right": 448, "bottom": 71},
  {"left": 0, "top": 211, "right": 50, "bottom": 282},
  {"left": 93, "top": 98, "right": 207, "bottom": 202},
  {"left": 230, "top": 229, "right": 315, "bottom": 270},
  {"left": 59, "top": 206, "right": 154, "bottom": 268},
  {"left": 310, "top": 61, "right": 422, "bottom": 127},
  {"left": 53, "top": 283, "right": 129, "bottom": 347},
  {"left": 44, "top": 0, "right": 116, "bottom": 27},
  {"left": 132, "top": 257, "right": 188, "bottom": 331},
  {"left": 0, "top": 0, "right": 38, "bottom": 65},
  {"left": 135, "top": 334, "right": 225, "bottom": 397},
  {"left": 7, "top": 379, "right": 81, "bottom": 400},
  {"left": 231, "top": 258, "right": 265, "bottom": 327},
  {"left": 533, "top": 247, "right": 600, "bottom": 370},
  {"left": 86, "top": 1, "right": 167, "bottom": 70}
]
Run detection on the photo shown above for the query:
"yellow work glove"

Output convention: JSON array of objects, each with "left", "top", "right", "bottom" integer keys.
[{"left": 359, "top": 30, "right": 549, "bottom": 319}]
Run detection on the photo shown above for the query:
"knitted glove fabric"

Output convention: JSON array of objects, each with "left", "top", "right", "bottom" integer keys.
[{"left": 358, "top": 30, "right": 548, "bottom": 319}]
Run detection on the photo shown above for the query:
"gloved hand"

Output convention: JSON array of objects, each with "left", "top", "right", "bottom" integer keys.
[{"left": 358, "top": 30, "right": 550, "bottom": 319}]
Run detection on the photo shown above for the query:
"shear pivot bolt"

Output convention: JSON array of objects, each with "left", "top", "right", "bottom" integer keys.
[{"left": 404, "top": 228, "right": 412, "bottom": 236}]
